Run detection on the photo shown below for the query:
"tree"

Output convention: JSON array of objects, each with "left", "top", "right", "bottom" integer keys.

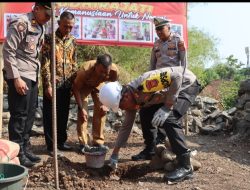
[
  {"left": 107, "top": 46, "right": 151, "bottom": 78},
  {"left": 212, "top": 55, "right": 244, "bottom": 80},
  {"left": 187, "top": 26, "right": 220, "bottom": 87}
]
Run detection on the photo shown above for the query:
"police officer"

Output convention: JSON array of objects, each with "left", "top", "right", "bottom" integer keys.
[
  {"left": 2, "top": 2, "right": 51, "bottom": 167},
  {"left": 131, "top": 17, "right": 188, "bottom": 161},
  {"left": 99, "top": 66, "right": 200, "bottom": 183}
]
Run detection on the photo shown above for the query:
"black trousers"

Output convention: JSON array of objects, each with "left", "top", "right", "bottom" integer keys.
[
  {"left": 7, "top": 77, "right": 38, "bottom": 154},
  {"left": 139, "top": 80, "right": 201, "bottom": 156},
  {"left": 43, "top": 87, "right": 71, "bottom": 150}
]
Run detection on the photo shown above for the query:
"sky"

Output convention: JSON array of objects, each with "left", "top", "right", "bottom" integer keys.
[{"left": 188, "top": 2, "right": 250, "bottom": 68}]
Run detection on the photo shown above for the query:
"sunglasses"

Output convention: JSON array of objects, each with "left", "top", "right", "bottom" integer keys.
[{"left": 156, "top": 26, "right": 164, "bottom": 31}]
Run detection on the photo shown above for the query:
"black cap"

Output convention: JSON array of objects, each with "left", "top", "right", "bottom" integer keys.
[
  {"left": 154, "top": 17, "right": 171, "bottom": 29},
  {"left": 35, "top": 2, "right": 52, "bottom": 10}
]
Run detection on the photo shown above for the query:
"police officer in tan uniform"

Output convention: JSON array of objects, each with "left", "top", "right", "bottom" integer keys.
[
  {"left": 2, "top": 2, "right": 51, "bottom": 167},
  {"left": 99, "top": 66, "right": 200, "bottom": 183},
  {"left": 132, "top": 17, "right": 189, "bottom": 161}
]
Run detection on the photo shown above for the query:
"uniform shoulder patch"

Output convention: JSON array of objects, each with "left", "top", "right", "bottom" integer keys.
[
  {"left": 178, "top": 40, "right": 186, "bottom": 51},
  {"left": 173, "top": 32, "right": 181, "bottom": 38}
]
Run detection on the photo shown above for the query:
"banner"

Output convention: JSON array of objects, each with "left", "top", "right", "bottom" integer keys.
[{"left": 0, "top": 2, "right": 187, "bottom": 47}]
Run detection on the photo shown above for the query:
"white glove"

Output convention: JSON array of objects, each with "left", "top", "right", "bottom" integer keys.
[
  {"left": 108, "top": 154, "right": 118, "bottom": 169},
  {"left": 152, "top": 106, "right": 171, "bottom": 127}
]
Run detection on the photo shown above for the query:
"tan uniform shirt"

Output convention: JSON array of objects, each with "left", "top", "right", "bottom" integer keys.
[
  {"left": 3, "top": 12, "right": 45, "bottom": 82},
  {"left": 74, "top": 60, "right": 119, "bottom": 92}
]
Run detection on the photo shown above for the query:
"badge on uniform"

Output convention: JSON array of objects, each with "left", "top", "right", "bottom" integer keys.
[
  {"left": 178, "top": 40, "right": 186, "bottom": 51},
  {"left": 31, "top": 19, "right": 37, "bottom": 26},
  {"left": 17, "top": 22, "right": 26, "bottom": 32},
  {"left": 168, "top": 42, "right": 176, "bottom": 49},
  {"left": 28, "top": 43, "right": 35, "bottom": 51}
]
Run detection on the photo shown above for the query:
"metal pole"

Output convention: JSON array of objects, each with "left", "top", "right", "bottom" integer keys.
[
  {"left": 245, "top": 47, "right": 249, "bottom": 68},
  {"left": 51, "top": 2, "right": 59, "bottom": 189},
  {"left": 0, "top": 44, "right": 3, "bottom": 138}
]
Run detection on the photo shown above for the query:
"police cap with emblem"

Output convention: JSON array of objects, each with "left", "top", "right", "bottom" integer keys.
[
  {"left": 154, "top": 17, "right": 171, "bottom": 29},
  {"left": 35, "top": 2, "right": 52, "bottom": 10}
]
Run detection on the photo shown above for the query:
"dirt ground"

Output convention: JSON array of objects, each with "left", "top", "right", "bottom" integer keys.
[{"left": 6, "top": 125, "right": 250, "bottom": 190}]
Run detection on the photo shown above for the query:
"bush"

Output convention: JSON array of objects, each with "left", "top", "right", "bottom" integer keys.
[{"left": 219, "top": 80, "right": 239, "bottom": 110}]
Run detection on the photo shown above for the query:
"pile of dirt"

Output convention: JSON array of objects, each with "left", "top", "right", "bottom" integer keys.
[
  {"left": 27, "top": 155, "right": 154, "bottom": 190},
  {"left": 199, "top": 80, "right": 223, "bottom": 101}
]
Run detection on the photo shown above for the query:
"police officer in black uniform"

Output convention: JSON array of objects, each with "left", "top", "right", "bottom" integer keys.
[
  {"left": 131, "top": 17, "right": 201, "bottom": 183},
  {"left": 2, "top": 2, "right": 51, "bottom": 167}
]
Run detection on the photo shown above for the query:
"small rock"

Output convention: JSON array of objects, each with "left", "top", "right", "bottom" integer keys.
[{"left": 110, "top": 174, "right": 120, "bottom": 181}]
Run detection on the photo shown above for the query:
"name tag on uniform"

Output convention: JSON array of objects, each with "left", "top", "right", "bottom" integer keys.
[{"left": 28, "top": 31, "right": 39, "bottom": 36}]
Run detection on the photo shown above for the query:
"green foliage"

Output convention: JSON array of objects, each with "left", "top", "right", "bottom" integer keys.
[
  {"left": 187, "top": 27, "right": 220, "bottom": 88},
  {"left": 203, "top": 68, "right": 220, "bottom": 85},
  {"left": 188, "top": 27, "right": 219, "bottom": 68},
  {"left": 76, "top": 45, "right": 109, "bottom": 65},
  {"left": 212, "top": 55, "right": 244, "bottom": 80},
  {"left": 218, "top": 80, "right": 239, "bottom": 110},
  {"left": 107, "top": 46, "right": 151, "bottom": 78}
]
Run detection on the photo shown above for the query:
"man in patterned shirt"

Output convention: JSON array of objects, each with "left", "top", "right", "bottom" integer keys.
[{"left": 41, "top": 11, "right": 78, "bottom": 155}]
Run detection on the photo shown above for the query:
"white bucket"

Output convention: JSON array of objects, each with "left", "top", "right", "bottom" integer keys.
[{"left": 84, "top": 151, "right": 106, "bottom": 168}]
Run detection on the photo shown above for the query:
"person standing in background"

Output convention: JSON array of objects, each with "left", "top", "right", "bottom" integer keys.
[{"left": 41, "top": 11, "right": 78, "bottom": 156}]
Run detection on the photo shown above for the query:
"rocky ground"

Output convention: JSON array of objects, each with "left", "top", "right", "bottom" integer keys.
[{"left": 3, "top": 123, "right": 249, "bottom": 190}]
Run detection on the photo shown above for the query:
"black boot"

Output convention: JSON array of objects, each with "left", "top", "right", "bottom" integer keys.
[
  {"left": 25, "top": 151, "right": 41, "bottom": 163},
  {"left": 164, "top": 151, "right": 193, "bottom": 183},
  {"left": 18, "top": 153, "right": 36, "bottom": 168},
  {"left": 24, "top": 141, "right": 41, "bottom": 163}
]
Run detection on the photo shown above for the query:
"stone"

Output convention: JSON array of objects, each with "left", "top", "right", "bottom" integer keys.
[
  {"left": 161, "top": 149, "right": 176, "bottom": 162},
  {"left": 244, "top": 101, "right": 250, "bottom": 113},
  {"left": 149, "top": 155, "right": 165, "bottom": 170},
  {"left": 155, "top": 144, "right": 166, "bottom": 157},
  {"left": 199, "top": 124, "right": 223, "bottom": 135},
  {"left": 164, "top": 161, "right": 176, "bottom": 172},
  {"left": 132, "top": 125, "right": 143, "bottom": 135},
  {"left": 192, "top": 109, "right": 202, "bottom": 117},
  {"left": 239, "top": 79, "right": 250, "bottom": 93},
  {"left": 245, "top": 113, "right": 250, "bottom": 121},
  {"left": 202, "top": 96, "right": 219, "bottom": 104},
  {"left": 226, "top": 107, "right": 237, "bottom": 115},
  {"left": 111, "top": 120, "right": 122, "bottom": 131},
  {"left": 191, "top": 158, "right": 202, "bottom": 171},
  {"left": 190, "top": 117, "right": 202, "bottom": 133}
]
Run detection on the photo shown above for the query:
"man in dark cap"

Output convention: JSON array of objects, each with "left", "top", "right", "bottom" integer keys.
[
  {"left": 2, "top": 2, "right": 51, "bottom": 167},
  {"left": 35, "top": 2, "right": 52, "bottom": 10},
  {"left": 131, "top": 16, "right": 189, "bottom": 162},
  {"left": 153, "top": 17, "right": 171, "bottom": 29}
]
